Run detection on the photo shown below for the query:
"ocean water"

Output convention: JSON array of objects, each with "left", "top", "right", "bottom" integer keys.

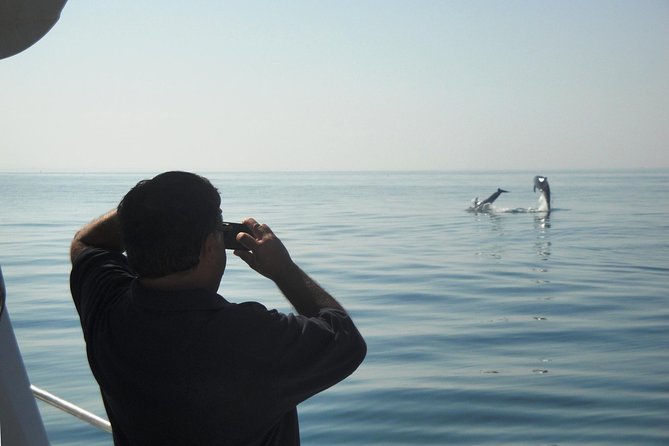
[{"left": 1, "top": 170, "right": 668, "bottom": 445}]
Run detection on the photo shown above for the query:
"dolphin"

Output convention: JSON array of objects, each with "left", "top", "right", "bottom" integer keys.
[
  {"left": 533, "top": 176, "right": 551, "bottom": 212},
  {"left": 472, "top": 188, "right": 509, "bottom": 211}
]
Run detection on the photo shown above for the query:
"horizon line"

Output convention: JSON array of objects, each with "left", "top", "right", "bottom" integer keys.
[{"left": 1, "top": 167, "right": 667, "bottom": 175}]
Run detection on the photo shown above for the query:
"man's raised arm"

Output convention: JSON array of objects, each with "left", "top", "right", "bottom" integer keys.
[
  {"left": 234, "top": 218, "right": 346, "bottom": 317},
  {"left": 70, "top": 209, "right": 124, "bottom": 263}
]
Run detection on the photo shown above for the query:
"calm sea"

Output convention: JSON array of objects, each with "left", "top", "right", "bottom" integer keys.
[{"left": 1, "top": 170, "right": 668, "bottom": 445}]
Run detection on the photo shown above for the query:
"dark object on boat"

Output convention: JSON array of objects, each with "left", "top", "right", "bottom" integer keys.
[{"left": 0, "top": 0, "right": 68, "bottom": 60}]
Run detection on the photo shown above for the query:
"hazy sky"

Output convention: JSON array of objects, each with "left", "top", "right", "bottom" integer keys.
[{"left": 2, "top": 1, "right": 668, "bottom": 172}]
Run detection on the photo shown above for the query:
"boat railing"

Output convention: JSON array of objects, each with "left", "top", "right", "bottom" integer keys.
[
  {"left": 31, "top": 385, "right": 113, "bottom": 433},
  {"left": 1, "top": 266, "right": 112, "bottom": 444}
]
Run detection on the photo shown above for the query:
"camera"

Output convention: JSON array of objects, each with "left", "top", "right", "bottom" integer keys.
[{"left": 220, "top": 222, "right": 251, "bottom": 250}]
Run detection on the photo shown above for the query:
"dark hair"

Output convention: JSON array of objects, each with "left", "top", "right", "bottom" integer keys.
[{"left": 118, "top": 171, "right": 222, "bottom": 278}]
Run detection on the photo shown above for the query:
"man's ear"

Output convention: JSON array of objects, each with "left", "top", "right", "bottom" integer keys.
[{"left": 200, "top": 232, "right": 220, "bottom": 263}]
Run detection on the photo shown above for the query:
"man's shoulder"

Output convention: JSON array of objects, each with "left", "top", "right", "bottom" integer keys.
[
  {"left": 70, "top": 247, "right": 134, "bottom": 298},
  {"left": 72, "top": 247, "right": 128, "bottom": 271},
  {"left": 224, "top": 301, "right": 285, "bottom": 325}
]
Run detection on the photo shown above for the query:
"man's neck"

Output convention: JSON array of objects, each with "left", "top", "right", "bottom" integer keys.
[{"left": 139, "top": 269, "right": 219, "bottom": 293}]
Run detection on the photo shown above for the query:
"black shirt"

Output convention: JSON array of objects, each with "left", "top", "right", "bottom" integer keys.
[{"left": 70, "top": 248, "right": 366, "bottom": 445}]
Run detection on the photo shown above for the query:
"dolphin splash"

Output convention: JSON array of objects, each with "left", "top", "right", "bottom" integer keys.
[
  {"left": 533, "top": 176, "right": 551, "bottom": 213},
  {"left": 468, "top": 176, "right": 552, "bottom": 214},
  {"left": 469, "top": 188, "right": 509, "bottom": 212}
]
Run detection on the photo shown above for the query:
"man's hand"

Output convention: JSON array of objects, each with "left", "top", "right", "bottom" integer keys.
[
  {"left": 233, "top": 217, "right": 345, "bottom": 317},
  {"left": 234, "top": 218, "right": 298, "bottom": 282}
]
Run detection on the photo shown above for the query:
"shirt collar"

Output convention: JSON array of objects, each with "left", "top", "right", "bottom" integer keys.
[{"left": 130, "top": 280, "right": 230, "bottom": 311}]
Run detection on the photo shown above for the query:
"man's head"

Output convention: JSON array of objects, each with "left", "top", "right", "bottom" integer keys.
[{"left": 118, "top": 171, "right": 222, "bottom": 279}]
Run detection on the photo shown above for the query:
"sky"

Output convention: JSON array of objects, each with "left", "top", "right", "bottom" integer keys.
[{"left": 1, "top": 0, "right": 668, "bottom": 172}]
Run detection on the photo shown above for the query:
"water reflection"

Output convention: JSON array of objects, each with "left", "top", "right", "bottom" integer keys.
[
  {"left": 471, "top": 211, "right": 505, "bottom": 232},
  {"left": 534, "top": 214, "right": 551, "bottom": 261},
  {"left": 534, "top": 213, "right": 551, "bottom": 229}
]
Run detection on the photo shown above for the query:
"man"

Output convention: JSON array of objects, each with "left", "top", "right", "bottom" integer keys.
[{"left": 70, "top": 171, "right": 366, "bottom": 445}]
